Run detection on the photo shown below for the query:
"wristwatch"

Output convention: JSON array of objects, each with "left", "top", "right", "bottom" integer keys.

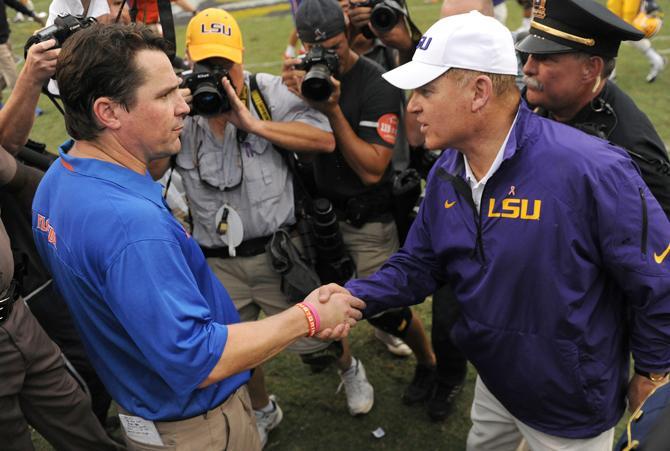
[{"left": 635, "top": 368, "right": 670, "bottom": 383}]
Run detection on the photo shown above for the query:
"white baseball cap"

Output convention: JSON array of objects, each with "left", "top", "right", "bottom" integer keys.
[{"left": 383, "top": 11, "right": 518, "bottom": 90}]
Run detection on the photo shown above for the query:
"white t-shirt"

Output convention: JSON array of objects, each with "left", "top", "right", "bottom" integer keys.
[{"left": 47, "top": 0, "right": 110, "bottom": 25}]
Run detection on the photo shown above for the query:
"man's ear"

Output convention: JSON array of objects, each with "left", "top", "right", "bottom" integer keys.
[
  {"left": 92, "top": 97, "right": 123, "bottom": 131},
  {"left": 472, "top": 75, "right": 493, "bottom": 113},
  {"left": 583, "top": 56, "right": 604, "bottom": 83}
]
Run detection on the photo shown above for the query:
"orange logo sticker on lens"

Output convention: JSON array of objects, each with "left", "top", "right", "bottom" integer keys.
[{"left": 377, "top": 113, "right": 399, "bottom": 145}]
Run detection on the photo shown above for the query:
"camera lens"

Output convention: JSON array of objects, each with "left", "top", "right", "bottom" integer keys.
[
  {"left": 192, "top": 84, "right": 229, "bottom": 116},
  {"left": 370, "top": 5, "right": 399, "bottom": 32},
  {"left": 301, "top": 64, "right": 333, "bottom": 102}
]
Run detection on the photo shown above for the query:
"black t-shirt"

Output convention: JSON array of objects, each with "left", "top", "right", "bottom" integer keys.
[{"left": 313, "top": 55, "right": 401, "bottom": 204}]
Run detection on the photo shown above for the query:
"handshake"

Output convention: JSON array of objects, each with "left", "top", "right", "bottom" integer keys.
[{"left": 295, "top": 284, "right": 366, "bottom": 340}]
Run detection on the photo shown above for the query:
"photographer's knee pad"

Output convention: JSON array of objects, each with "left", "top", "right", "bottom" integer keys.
[
  {"left": 368, "top": 307, "right": 413, "bottom": 339},
  {"left": 299, "top": 341, "right": 344, "bottom": 373}
]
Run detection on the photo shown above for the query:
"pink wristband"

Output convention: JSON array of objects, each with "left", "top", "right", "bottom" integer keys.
[{"left": 301, "top": 301, "right": 321, "bottom": 333}]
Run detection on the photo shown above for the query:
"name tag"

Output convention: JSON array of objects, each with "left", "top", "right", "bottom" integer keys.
[{"left": 118, "top": 414, "right": 164, "bottom": 446}]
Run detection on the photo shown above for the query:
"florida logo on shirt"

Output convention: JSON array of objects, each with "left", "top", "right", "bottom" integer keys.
[
  {"left": 487, "top": 198, "right": 542, "bottom": 221},
  {"left": 36, "top": 214, "right": 57, "bottom": 247}
]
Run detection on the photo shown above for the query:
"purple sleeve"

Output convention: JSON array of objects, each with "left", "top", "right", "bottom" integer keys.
[
  {"left": 346, "top": 171, "right": 446, "bottom": 316},
  {"left": 598, "top": 159, "right": 670, "bottom": 373}
]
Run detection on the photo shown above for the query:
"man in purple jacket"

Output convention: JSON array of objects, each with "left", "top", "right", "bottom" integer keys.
[{"left": 336, "top": 11, "right": 670, "bottom": 450}]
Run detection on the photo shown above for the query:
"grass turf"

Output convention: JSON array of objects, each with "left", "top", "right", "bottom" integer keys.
[{"left": 8, "top": 0, "right": 666, "bottom": 449}]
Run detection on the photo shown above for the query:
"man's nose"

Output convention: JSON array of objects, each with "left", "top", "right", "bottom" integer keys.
[{"left": 522, "top": 54, "right": 537, "bottom": 75}]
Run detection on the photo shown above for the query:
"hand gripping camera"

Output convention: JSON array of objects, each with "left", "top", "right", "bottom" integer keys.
[
  {"left": 181, "top": 63, "right": 232, "bottom": 116},
  {"left": 295, "top": 46, "right": 339, "bottom": 102},
  {"left": 351, "top": 0, "right": 406, "bottom": 33},
  {"left": 25, "top": 14, "right": 96, "bottom": 56}
]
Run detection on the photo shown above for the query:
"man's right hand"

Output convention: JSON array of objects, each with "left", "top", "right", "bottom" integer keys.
[
  {"left": 281, "top": 57, "right": 306, "bottom": 98},
  {"left": 23, "top": 39, "right": 60, "bottom": 87},
  {"left": 302, "top": 285, "right": 365, "bottom": 339}
]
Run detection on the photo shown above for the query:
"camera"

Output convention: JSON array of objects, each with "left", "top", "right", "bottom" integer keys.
[
  {"left": 181, "top": 63, "right": 231, "bottom": 116},
  {"left": 350, "top": 0, "right": 405, "bottom": 33},
  {"left": 25, "top": 14, "right": 96, "bottom": 56},
  {"left": 295, "top": 46, "right": 339, "bottom": 102}
]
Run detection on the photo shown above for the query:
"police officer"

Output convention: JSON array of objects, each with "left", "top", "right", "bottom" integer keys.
[{"left": 516, "top": 0, "right": 670, "bottom": 218}]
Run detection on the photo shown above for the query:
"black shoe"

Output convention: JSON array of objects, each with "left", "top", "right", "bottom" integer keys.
[
  {"left": 427, "top": 381, "right": 463, "bottom": 421},
  {"left": 402, "top": 363, "right": 436, "bottom": 405}
]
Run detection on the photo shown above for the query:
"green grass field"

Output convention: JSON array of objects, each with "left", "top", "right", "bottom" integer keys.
[{"left": 9, "top": 0, "right": 668, "bottom": 449}]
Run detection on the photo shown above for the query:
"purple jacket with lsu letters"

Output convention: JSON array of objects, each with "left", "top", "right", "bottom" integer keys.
[{"left": 346, "top": 101, "right": 670, "bottom": 438}]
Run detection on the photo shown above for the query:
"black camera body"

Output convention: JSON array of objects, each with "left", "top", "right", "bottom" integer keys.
[
  {"left": 25, "top": 14, "right": 96, "bottom": 57},
  {"left": 181, "top": 63, "right": 231, "bottom": 116},
  {"left": 295, "top": 46, "right": 339, "bottom": 102},
  {"left": 33, "top": 14, "right": 96, "bottom": 46},
  {"left": 351, "top": 0, "right": 405, "bottom": 32}
]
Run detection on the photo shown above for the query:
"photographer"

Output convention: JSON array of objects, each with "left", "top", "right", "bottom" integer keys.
[
  {"left": 0, "top": 39, "right": 122, "bottom": 451},
  {"left": 284, "top": 0, "right": 437, "bottom": 414},
  {"left": 174, "top": 10, "right": 376, "bottom": 445},
  {"left": 340, "top": 0, "right": 446, "bottom": 413}
]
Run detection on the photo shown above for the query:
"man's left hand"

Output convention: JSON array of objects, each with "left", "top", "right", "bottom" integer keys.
[
  {"left": 627, "top": 373, "right": 669, "bottom": 413},
  {"left": 220, "top": 76, "right": 258, "bottom": 133},
  {"left": 373, "top": 19, "right": 413, "bottom": 54},
  {"left": 306, "top": 76, "right": 341, "bottom": 117},
  {"left": 23, "top": 38, "right": 60, "bottom": 87}
]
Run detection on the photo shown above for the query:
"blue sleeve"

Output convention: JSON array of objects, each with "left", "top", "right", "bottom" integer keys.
[
  {"left": 103, "top": 239, "right": 228, "bottom": 395},
  {"left": 598, "top": 159, "right": 670, "bottom": 373},
  {"left": 346, "top": 172, "right": 446, "bottom": 316}
]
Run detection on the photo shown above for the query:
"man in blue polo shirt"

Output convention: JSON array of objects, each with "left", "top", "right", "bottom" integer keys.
[
  {"left": 329, "top": 11, "right": 670, "bottom": 450},
  {"left": 32, "top": 24, "right": 363, "bottom": 450}
]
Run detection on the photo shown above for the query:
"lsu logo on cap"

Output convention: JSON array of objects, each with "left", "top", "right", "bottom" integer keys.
[
  {"left": 416, "top": 36, "right": 432, "bottom": 51},
  {"left": 200, "top": 23, "right": 233, "bottom": 36}
]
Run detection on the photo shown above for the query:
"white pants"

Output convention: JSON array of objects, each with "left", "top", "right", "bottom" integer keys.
[{"left": 466, "top": 377, "right": 615, "bottom": 451}]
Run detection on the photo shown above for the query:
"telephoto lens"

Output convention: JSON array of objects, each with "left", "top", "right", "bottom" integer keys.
[{"left": 311, "top": 198, "right": 356, "bottom": 285}]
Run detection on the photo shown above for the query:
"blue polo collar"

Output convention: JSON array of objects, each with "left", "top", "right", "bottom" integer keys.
[{"left": 58, "top": 140, "right": 165, "bottom": 209}]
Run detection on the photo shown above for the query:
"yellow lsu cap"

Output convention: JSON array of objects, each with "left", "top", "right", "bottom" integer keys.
[{"left": 186, "top": 8, "right": 244, "bottom": 64}]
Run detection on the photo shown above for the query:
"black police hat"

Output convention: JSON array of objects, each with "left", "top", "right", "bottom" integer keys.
[{"left": 516, "top": 0, "right": 644, "bottom": 58}]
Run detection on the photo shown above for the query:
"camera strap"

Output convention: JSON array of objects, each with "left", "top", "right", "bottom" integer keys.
[
  {"left": 248, "top": 74, "right": 314, "bottom": 213},
  {"left": 81, "top": 0, "right": 91, "bottom": 16},
  {"left": 156, "top": 0, "right": 176, "bottom": 62}
]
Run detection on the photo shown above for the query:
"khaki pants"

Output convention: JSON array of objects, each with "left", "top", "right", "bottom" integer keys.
[
  {"left": 120, "top": 386, "right": 260, "bottom": 451},
  {"left": 207, "top": 235, "right": 328, "bottom": 354},
  {"left": 0, "top": 300, "right": 122, "bottom": 451},
  {"left": 467, "top": 377, "right": 615, "bottom": 451},
  {"left": 0, "top": 43, "right": 17, "bottom": 97},
  {"left": 340, "top": 220, "right": 399, "bottom": 277}
]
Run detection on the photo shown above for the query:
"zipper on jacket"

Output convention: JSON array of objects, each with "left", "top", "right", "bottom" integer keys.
[
  {"left": 639, "top": 187, "right": 648, "bottom": 255},
  {"left": 437, "top": 168, "right": 485, "bottom": 262}
]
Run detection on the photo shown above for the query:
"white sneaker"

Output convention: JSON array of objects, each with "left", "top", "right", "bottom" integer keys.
[
  {"left": 647, "top": 54, "right": 666, "bottom": 83},
  {"left": 254, "top": 395, "right": 283, "bottom": 448},
  {"left": 13, "top": 12, "right": 26, "bottom": 22},
  {"left": 338, "top": 358, "right": 374, "bottom": 415},
  {"left": 374, "top": 329, "right": 413, "bottom": 357}
]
